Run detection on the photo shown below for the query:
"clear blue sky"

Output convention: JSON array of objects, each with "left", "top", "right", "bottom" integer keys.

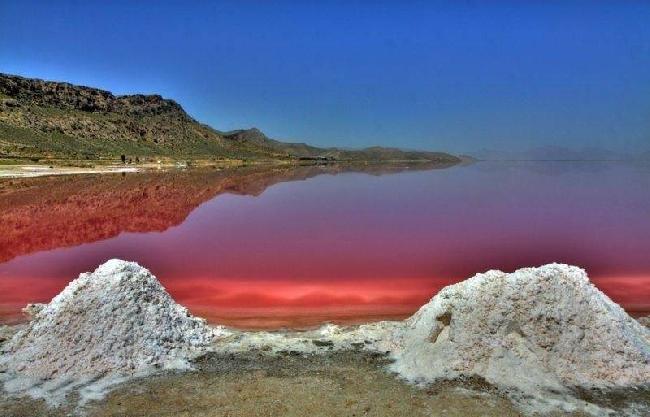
[{"left": 1, "top": 1, "right": 649, "bottom": 153}]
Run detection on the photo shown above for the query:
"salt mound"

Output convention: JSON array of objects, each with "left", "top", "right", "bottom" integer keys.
[
  {"left": 388, "top": 264, "right": 650, "bottom": 394},
  {"left": 3, "top": 259, "right": 218, "bottom": 381}
]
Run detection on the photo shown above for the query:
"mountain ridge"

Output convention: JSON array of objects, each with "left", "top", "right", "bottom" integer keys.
[{"left": 0, "top": 73, "right": 459, "bottom": 164}]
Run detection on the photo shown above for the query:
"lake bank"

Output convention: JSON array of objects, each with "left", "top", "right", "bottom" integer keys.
[
  {"left": 0, "top": 164, "right": 139, "bottom": 178},
  {"left": 1, "top": 261, "right": 648, "bottom": 417},
  {"left": 0, "top": 350, "right": 536, "bottom": 417},
  {"left": 2, "top": 322, "right": 649, "bottom": 417},
  {"left": 0, "top": 158, "right": 456, "bottom": 179}
]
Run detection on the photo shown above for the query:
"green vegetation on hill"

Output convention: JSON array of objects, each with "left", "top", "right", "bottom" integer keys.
[{"left": 0, "top": 73, "right": 460, "bottom": 164}]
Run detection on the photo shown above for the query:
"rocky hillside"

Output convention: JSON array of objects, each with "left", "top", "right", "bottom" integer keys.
[{"left": 0, "top": 73, "right": 459, "bottom": 163}]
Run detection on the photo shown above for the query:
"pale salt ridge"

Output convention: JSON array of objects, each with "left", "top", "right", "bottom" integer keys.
[
  {"left": 383, "top": 264, "right": 650, "bottom": 414},
  {"left": 2, "top": 259, "right": 223, "bottom": 383}
]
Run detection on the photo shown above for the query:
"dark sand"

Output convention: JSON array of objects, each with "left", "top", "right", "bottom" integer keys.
[{"left": 0, "top": 350, "right": 598, "bottom": 417}]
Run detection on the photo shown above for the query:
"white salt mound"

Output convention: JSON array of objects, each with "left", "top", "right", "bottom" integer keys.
[
  {"left": 3, "top": 259, "right": 218, "bottom": 381},
  {"left": 388, "top": 264, "right": 650, "bottom": 394}
]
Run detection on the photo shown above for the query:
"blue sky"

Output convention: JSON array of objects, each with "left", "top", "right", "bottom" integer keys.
[{"left": 1, "top": 1, "right": 649, "bottom": 153}]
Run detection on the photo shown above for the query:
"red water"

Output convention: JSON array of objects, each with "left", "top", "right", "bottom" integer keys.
[{"left": 1, "top": 162, "right": 649, "bottom": 329}]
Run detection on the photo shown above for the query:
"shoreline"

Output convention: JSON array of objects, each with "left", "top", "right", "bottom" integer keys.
[
  {"left": 0, "top": 158, "right": 458, "bottom": 179},
  {"left": 1, "top": 262, "right": 649, "bottom": 417},
  {"left": 2, "top": 321, "right": 649, "bottom": 417},
  {"left": 0, "top": 350, "right": 525, "bottom": 417},
  {"left": 0, "top": 164, "right": 140, "bottom": 178}
]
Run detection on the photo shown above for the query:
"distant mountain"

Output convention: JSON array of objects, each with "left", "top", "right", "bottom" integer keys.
[
  {"left": 469, "top": 146, "right": 632, "bottom": 161},
  {"left": 221, "top": 128, "right": 456, "bottom": 162},
  {"left": 0, "top": 73, "right": 459, "bottom": 164}
]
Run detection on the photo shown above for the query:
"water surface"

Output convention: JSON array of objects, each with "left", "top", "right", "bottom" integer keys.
[{"left": 1, "top": 161, "right": 648, "bottom": 328}]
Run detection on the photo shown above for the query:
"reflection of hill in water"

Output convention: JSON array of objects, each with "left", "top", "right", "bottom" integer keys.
[{"left": 0, "top": 162, "right": 455, "bottom": 263}]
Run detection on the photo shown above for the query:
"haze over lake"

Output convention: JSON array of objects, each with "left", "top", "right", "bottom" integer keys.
[{"left": 1, "top": 161, "right": 649, "bottom": 328}]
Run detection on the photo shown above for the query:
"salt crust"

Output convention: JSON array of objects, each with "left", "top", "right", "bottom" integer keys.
[
  {"left": 1, "top": 259, "right": 222, "bottom": 405},
  {"left": 382, "top": 264, "right": 650, "bottom": 415}
]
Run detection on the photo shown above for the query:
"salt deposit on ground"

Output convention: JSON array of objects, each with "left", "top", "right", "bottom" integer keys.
[
  {"left": 0, "top": 165, "right": 139, "bottom": 178},
  {"left": 0, "top": 259, "right": 223, "bottom": 403},
  {"left": 638, "top": 316, "right": 650, "bottom": 329},
  {"left": 382, "top": 264, "right": 650, "bottom": 414},
  {"left": 213, "top": 322, "right": 398, "bottom": 356},
  {"left": 0, "top": 325, "right": 18, "bottom": 345},
  {"left": 1, "top": 261, "right": 648, "bottom": 416}
]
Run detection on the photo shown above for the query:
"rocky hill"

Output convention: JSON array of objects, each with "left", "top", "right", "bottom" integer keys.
[{"left": 0, "top": 73, "right": 459, "bottom": 163}]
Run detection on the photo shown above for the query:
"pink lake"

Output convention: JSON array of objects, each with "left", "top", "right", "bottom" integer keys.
[{"left": 0, "top": 161, "right": 649, "bottom": 329}]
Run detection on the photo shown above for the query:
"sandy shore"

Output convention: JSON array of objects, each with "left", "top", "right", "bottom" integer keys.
[
  {"left": 1, "top": 324, "right": 648, "bottom": 417},
  {"left": 0, "top": 350, "right": 541, "bottom": 417},
  {"left": 4, "top": 349, "right": 647, "bottom": 417},
  {"left": 0, "top": 164, "right": 139, "bottom": 178}
]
